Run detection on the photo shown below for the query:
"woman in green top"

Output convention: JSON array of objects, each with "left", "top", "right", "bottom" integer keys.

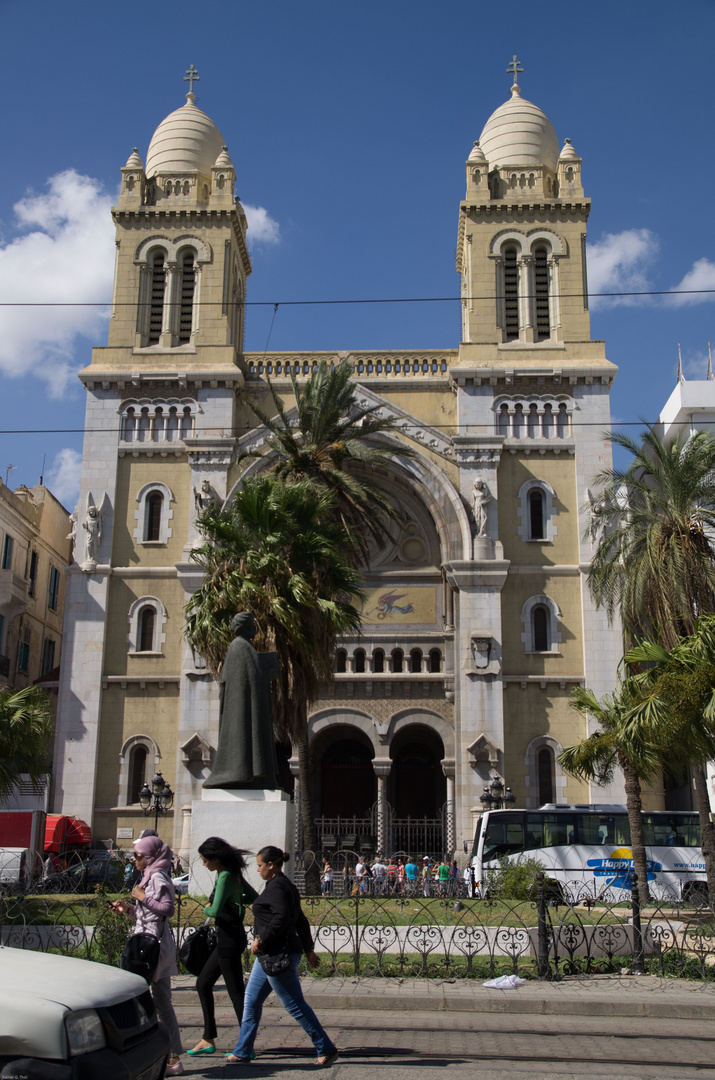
[
  {"left": 188, "top": 837, "right": 258, "bottom": 1055},
  {"left": 438, "top": 859, "right": 450, "bottom": 897}
]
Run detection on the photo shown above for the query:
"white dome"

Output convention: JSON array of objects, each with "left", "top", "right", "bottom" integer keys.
[
  {"left": 479, "top": 86, "right": 560, "bottom": 172},
  {"left": 467, "top": 141, "right": 488, "bottom": 164},
  {"left": 559, "top": 138, "right": 579, "bottom": 161},
  {"left": 145, "top": 95, "right": 226, "bottom": 177}
]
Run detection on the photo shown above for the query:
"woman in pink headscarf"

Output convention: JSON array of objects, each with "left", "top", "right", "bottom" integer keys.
[{"left": 111, "top": 836, "right": 183, "bottom": 1075}]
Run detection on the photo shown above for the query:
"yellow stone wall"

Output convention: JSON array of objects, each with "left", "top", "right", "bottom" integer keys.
[{"left": 503, "top": 684, "right": 590, "bottom": 805}]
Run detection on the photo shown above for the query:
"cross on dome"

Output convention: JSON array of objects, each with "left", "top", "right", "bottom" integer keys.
[
  {"left": 184, "top": 64, "right": 200, "bottom": 98},
  {"left": 507, "top": 54, "right": 523, "bottom": 94}
]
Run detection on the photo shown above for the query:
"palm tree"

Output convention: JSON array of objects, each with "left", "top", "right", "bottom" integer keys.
[
  {"left": 587, "top": 427, "right": 715, "bottom": 901},
  {"left": 184, "top": 476, "right": 363, "bottom": 893},
  {"left": 0, "top": 685, "right": 54, "bottom": 804},
  {"left": 626, "top": 620, "right": 715, "bottom": 901},
  {"left": 243, "top": 358, "right": 415, "bottom": 562},
  {"left": 587, "top": 428, "right": 715, "bottom": 649},
  {"left": 558, "top": 682, "right": 662, "bottom": 904}
]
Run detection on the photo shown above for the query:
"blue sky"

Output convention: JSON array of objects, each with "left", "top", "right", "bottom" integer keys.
[{"left": 0, "top": 0, "right": 713, "bottom": 506}]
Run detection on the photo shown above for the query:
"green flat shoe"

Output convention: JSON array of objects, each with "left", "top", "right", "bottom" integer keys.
[{"left": 187, "top": 1046, "right": 216, "bottom": 1056}]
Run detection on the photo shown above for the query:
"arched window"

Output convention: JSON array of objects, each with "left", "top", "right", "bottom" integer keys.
[
  {"left": 529, "top": 489, "right": 545, "bottom": 540},
  {"left": 134, "top": 482, "right": 174, "bottom": 545},
  {"left": 532, "top": 605, "right": 549, "bottom": 652},
  {"left": 521, "top": 594, "right": 562, "bottom": 654},
  {"left": 127, "top": 596, "right": 166, "bottom": 655},
  {"left": 335, "top": 649, "right": 347, "bottom": 673},
  {"left": 503, "top": 246, "right": 519, "bottom": 340},
  {"left": 372, "top": 649, "right": 385, "bottom": 673},
  {"left": 145, "top": 492, "right": 163, "bottom": 542},
  {"left": 410, "top": 648, "right": 422, "bottom": 674},
  {"left": 148, "top": 253, "right": 165, "bottom": 345},
  {"left": 129, "top": 745, "right": 148, "bottom": 804},
  {"left": 392, "top": 648, "right": 404, "bottom": 674},
  {"left": 517, "top": 479, "right": 557, "bottom": 544},
  {"left": 138, "top": 607, "right": 156, "bottom": 652},
  {"left": 353, "top": 649, "right": 366, "bottom": 674},
  {"left": 178, "top": 252, "right": 195, "bottom": 344},
  {"left": 498, "top": 403, "right": 510, "bottom": 436},
  {"left": 538, "top": 746, "right": 555, "bottom": 805},
  {"left": 533, "top": 245, "right": 550, "bottom": 340},
  {"left": 429, "top": 649, "right": 442, "bottom": 673}
]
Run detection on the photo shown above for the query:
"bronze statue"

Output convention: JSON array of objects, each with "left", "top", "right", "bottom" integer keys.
[{"left": 203, "top": 611, "right": 280, "bottom": 790}]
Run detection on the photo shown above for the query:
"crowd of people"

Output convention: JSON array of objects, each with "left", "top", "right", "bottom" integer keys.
[{"left": 321, "top": 855, "right": 469, "bottom": 897}]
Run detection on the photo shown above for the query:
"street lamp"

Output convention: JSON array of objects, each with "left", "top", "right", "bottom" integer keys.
[
  {"left": 139, "top": 771, "right": 174, "bottom": 832},
  {"left": 479, "top": 774, "right": 516, "bottom": 811}
]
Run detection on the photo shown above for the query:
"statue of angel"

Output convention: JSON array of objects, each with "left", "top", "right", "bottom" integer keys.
[{"left": 81, "top": 492, "right": 108, "bottom": 567}]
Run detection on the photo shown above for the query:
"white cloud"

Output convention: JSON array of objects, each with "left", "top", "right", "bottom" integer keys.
[
  {"left": 244, "top": 204, "right": 280, "bottom": 245},
  {"left": 587, "top": 229, "right": 659, "bottom": 308},
  {"left": 668, "top": 258, "right": 715, "bottom": 307},
  {"left": 45, "top": 447, "right": 82, "bottom": 509},
  {"left": 0, "top": 171, "right": 115, "bottom": 395}
]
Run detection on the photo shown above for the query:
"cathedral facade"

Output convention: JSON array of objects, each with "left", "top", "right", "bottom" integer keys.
[{"left": 52, "top": 68, "right": 626, "bottom": 860}]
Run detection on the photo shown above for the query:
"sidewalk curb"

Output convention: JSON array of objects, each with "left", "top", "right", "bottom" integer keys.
[{"left": 171, "top": 979, "right": 715, "bottom": 1021}]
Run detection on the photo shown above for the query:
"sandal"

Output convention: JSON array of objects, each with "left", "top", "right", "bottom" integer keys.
[{"left": 314, "top": 1050, "right": 339, "bottom": 1067}]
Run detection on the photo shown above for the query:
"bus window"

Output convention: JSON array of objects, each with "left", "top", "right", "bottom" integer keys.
[
  {"left": 643, "top": 813, "right": 701, "bottom": 847},
  {"left": 576, "top": 813, "right": 629, "bottom": 846},
  {"left": 525, "top": 813, "right": 575, "bottom": 849},
  {"left": 471, "top": 814, "right": 484, "bottom": 859},
  {"left": 482, "top": 813, "right": 524, "bottom": 862}
]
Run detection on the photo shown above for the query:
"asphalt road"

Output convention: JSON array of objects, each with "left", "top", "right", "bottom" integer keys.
[{"left": 174, "top": 1002, "right": 715, "bottom": 1079}]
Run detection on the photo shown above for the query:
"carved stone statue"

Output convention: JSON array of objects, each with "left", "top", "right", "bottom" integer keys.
[
  {"left": 67, "top": 506, "right": 78, "bottom": 559},
  {"left": 203, "top": 611, "right": 280, "bottom": 790},
  {"left": 80, "top": 492, "right": 107, "bottom": 569},
  {"left": 194, "top": 479, "right": 219, "bottom": 515},
  {"left": 472, "top": 478, "right": 491, "bottom": 538}
]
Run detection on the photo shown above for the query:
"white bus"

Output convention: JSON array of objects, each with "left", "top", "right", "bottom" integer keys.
[{"left": 468, "top": 805, "right": 706, "bottom": 903}]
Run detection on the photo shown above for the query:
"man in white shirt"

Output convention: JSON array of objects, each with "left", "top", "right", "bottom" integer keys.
[
  {"left": 355, "top": 858, "right": 368, "bottom": 893},
  {"left": 371, "top": 856, "right": 387, "bottom": 895}
]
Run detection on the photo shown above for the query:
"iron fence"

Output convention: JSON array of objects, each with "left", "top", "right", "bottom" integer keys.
[{"left": 2, "top": 872, "right": 715, "bottom": 983}]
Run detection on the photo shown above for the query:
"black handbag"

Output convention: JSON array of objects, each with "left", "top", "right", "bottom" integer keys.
[
  {"left": 120, "top": 927, "right": 163, "bottom": 982},
  {"left": 179, "top": 921, "right": 218, "bottom": 975},
  {"left": 259, "top": 950, "right": 291, "bottom": 975}
]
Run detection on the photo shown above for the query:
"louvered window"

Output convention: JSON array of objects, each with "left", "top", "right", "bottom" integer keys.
[
  {"left": 534, "top": 246, "right": 550, "bottom": 340},
  {"left": 503, "top": 246, "right": 519, "bottom": 340},
  {"left": 178, "top": 253, "right": 195, "bottom": 344},
  {"left": 148, "top": 254, "right": 165, "bottom": 345}
]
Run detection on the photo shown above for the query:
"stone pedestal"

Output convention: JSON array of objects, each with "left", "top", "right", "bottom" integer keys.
[{"left": 189, "top": 788, "right": 295, "bottom": 896}]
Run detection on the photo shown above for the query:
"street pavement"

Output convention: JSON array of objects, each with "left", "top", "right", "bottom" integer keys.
[{"left": 170, "top": 974, "right": 715, "bottom": 1079}]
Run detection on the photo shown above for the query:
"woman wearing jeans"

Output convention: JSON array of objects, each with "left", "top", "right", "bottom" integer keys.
[{"left": 226, "top": 846, "right": 338, "bottom": 1068}]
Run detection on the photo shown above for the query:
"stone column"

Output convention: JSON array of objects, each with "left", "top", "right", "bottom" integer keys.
[
  {"left": 160, "top": 263, "right": 178, "bottom": 347},
  {"left": 289, "top": 759, "right": 301, "bottom": 852},
  {"left": 373, "top": 761, "right": 392, "bottom": 856},
  {"left": 518, "top": 255, "right": 533, "bottom": 340},
  {"left": 442, "top": 759, "right": 456, "bottom": 856}
]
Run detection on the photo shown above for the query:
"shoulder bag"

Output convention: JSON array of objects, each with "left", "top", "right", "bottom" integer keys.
[
  {"left": 179, "top": 919, "right": 218, "bottom": 975},
  {"left": 119, "top": 871, "right": 170, "bottom": 982}
]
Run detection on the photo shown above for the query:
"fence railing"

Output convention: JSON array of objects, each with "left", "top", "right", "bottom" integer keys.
[{"left": 2, "top": 872, "right": 715, "bottom": 983}]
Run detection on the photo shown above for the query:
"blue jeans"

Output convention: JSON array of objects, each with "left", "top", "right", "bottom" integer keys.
[{"left": 233, "top": 953, "right": 336, "bottom": 1059}]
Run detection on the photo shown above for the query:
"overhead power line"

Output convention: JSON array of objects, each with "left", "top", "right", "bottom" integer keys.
[
  {"left": 0, "top": 288, "right": 714, "bottom": 307},
  {"left": 1, "top": 419, "right": 715, "bottom": 437}
]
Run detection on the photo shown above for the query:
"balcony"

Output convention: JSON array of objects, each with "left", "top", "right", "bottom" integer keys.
[{"left": 0, "top": 570, "right": 28, "bottom": 620}]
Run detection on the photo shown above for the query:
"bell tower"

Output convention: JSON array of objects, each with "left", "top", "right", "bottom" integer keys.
[
  {"left": 110, "top": 67, "right": 251, "bottom": 357},
  {"left": 457, "top": 59, "right": 590, "bottom": 348},
  {"left": 52, "top": 73, "right": 254, "bottom": 843}
]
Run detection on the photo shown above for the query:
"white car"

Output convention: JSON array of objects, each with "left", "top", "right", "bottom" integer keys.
[{"left": 0, "top": 946, "right": 169, "bottom": 1080}]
